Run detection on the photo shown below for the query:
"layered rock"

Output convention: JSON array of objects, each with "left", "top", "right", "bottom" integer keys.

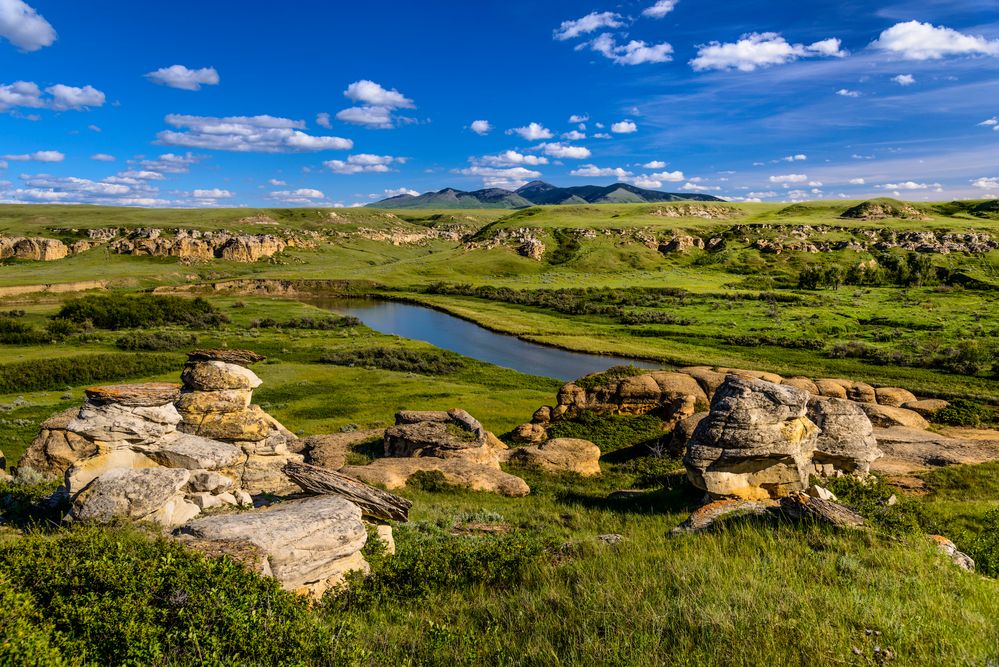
[
  {"left": 384, "top": 409, "right": 498, "bottom": 465},
  {"left": 807, "top": 398, "right": 881, "bottom": 476},
  {"left": 175, "top": 350, "right": 302, "bottom": 494},
  {"left": 342, "top": 458, "right": 530, "bottom": 497},
  {"left": 505, "top": 438, "right": 601, "bottom": 477},
  {"left": 0, "top": 237, "right": 70, "bottom": 261},
  {"left": 179, "top": 496, "right": 369, "bottom": 597},
  {"left": 684, "top": 376, "right": 818, "bottom": 500}
]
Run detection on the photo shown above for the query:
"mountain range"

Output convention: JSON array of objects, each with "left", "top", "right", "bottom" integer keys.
[{"left": 367, "top": 181, "right": 724, "bottom": 209}]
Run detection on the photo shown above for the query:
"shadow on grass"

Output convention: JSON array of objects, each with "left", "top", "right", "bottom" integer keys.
[{"left": 555, "top": 484, "right": 701, "bottom": 516}]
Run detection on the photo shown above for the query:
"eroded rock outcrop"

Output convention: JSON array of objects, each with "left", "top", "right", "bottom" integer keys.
[
  {"left": 807, "top": 398, "right": 882, "bottom": 476},
  {"left": 341, "top": 458, "right": 530, "bottom": 497},
  {"left": 684, "top": 376, "right": 818, "bottom": 500},
  {"left": 505, "top": 438, "right": 601, "bottom": 477}
]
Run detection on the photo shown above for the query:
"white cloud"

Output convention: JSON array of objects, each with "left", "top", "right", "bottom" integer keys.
[
  {"left": 145, "top": 65, "right": 219, "bottom": 91},
  {"left": 892, "top": 74, "right": 916, "bottom": 86},
  {"left": 0, "top": 0, "right": 55, "bottom": 52},
  {"left": 91, "top": 153, "right": 115, "bottom": 162},
  {"left": 569, "top": 164, "right": 632, "bottom": 179},
  {"left": 88, "top": 124, "right": 101, "bottom": 132},
  {"left": 769, "top": 173, "right": 808, "bottom": 183},
  {"left": 268, "top": 178, "right": 286, "bottom": 186},
  {"left": 872, "top": 21, "right": 999, "bottom": 60},
  {"left": 681, "top": 182, "right": 721, "bottom": 191},
  {"left": 849, "top": 178, "right": 866, "bottom": 185},
  {"left": 592, "top": 132, "right": 612, "bottom": 139},
  {"left": 979, "top": 117, "right": 998, "bottom": 128},
  {"left": 972, "top": 177, "right": 999, "bottom": 189},
  {"left": 383, "top": 187, "right": 420, "bottom": 197},
  {"left": 269, "top": 188, "right": 326, "bottom": 204},
  {"left": 477, "top": 150, "right": 548, "bottom": 167},
  {"left": 470, "top": 119, "right": 492, "bottom": 135},
  {"left": 316, "top": 112, "right": 331, "bottom": 128},
  {"left": 537, "top": 142, "right": 591, "bottom": 159},
  {"left": 642, "top": 0, "right": 678, "bottom": 19},
  {"left": 879, "top": 181, "right": 936, "bottom": 190},
  {"left": 455, "top": 165, "right": 542, "bottom": 190},
  {"left": 562, "top": 130, "right": 586, "bottom": 141},
  {"left": 808, "top": 181, "right": 823, "bottom": 187},
  {"left": 338, "top": 80, "right": 415, "bottom": 129},
  {"left": 0, "top": 80, "right": 105, "bottom": 111},
  {"left": 133, "top": 152, "right": 199, "bottom": 174},
  {"left": 691, "top": 33, "right": 846, "bottom": 72},
  {"left": 344, "top": 80, "right": 414, "bottom": 108},
  {"left": 508, "top": 122, "right": 553, "bottom": 141},
  {"left": 157, "top": 114, "right": 353, "bottom": 153},
  {"left": 630, "top": 177, "right": 663, "bottom": 189},
  {"left": 192, "top": 188, "right": 233, "bottom": 199},
  {"left": 324, "top": 153, "right": 405, "bottom": 174},
  {"left": 643, "top": 160, "right": 666, "bottom": 169},
  {"left": 554, "top": 11, "right": 624, "bottom": 41},
  {"left": 611, "top": 120, "right": 638, "bottom": 134},
  {"left": 10, "top": 172, "right": 169, "bottom": 207},
  {"left": 2, "top": 150, "right": 63, "bottom": 162},
  {"left": 588, "top": 33, "right": 673, "bottom": 65},
  {"left": 782, "top": 154, "right": 807, "bottom": 162},
  {"left": 837, "top": 89, "right": 861, "bottom": 97},
  {"left": 648, "top": 170, "right": 685, "bottom": 182},
  {"left": 569, "top": 114, "right": 589, "bottom": 123}
]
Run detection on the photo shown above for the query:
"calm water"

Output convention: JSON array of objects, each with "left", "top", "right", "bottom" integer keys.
[{"left": 311, "top": 297, "right": 660, "bottom": 381}]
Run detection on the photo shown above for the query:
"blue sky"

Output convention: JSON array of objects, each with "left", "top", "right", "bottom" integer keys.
[{"left": 1, "top": 0, "right": 998, "bottom": 207}]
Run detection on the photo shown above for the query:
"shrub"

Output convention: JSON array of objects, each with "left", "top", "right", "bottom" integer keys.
[
  {"left": 318, "top": 346, "right": 465, "bottom": 375},
  {"left": 0, "top": 525, "right": 352, "bottom": 665},
  {"left": 55, "top": 294, "right": 229, "bottom": 330},
  {"left": 547, "top": 412, "right": 665, "bottom": 454},
  {"left": 573, "top": 365, "right": 648, "bottom": 391},
  {"left": 0, "top": 354, "right": 180, "bottom": 393},
  {"left": 824, "top": 476, "right": 925, "bottom": 534},
  {"left": 933, "top": 398, "right": 995, "bottom": 428},
  {"left": 251, "top": 315, "right": 360, "bottom": 330},
  {"left": 115, "top": 331, "right": 198, "bottom": 352}
]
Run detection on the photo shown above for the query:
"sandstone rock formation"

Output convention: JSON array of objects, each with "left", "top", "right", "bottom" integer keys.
[
  {"left": 384, "top": 409, "right": 499, "bottom": 465},
  {"left": 505, "top": 438, "right": 601, "bottom": 476},
  {"left": 684, "top": 376, "right": 818, "bottom": 500},
  {"left": 302, "top": 429, "right": 384, "bottom": 470},
  {"left": 179, "top": 495, "right": 369, "bottom": 597},
  {"left": 858, "top": 403, "right": 929, "bottom": 430},
  {"left": 807, "top": 398, "right": 882, "bottom": 476},
  {"left": 0, "top": 237, "right": 69, "bottom": 261},
  {"left": 341, "top": 458, "right": 530, "bottom": 497}
]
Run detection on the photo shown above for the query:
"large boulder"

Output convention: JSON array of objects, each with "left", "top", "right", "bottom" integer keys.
[
  {"left": 781, "top": 377, "right": 819, "bottom": 396},
  {"left": 902, "top": 399, "right": 949, "bottom": 418},
  {"left": 135, "top": 433, "right": 244, "bottom": 471},
  {"left": 180, "top": 496, "right": 367, "bottom": 597},
  {"left": 18, "top": 408, "right": 98, "bottom": 478},
  {"left": 684, "top": 376, "right": 818, "bottom": 500},
  {"left": 341, "top": 458, "right": 530, "bottom": 497},
  {"left": 678, "top": 367, "right": 728, "bottom": 398},
  {"left": 859, "top": 404, "right": 929, "bottom": 430},
  {"left": 807, "top": 398, "right": 881, "bottom": 476},
  {"left": 70, "top": 468, "right": 197, "bottom": 526},
  {"left": 68, "top": 401, "right": 181, "bottom": 444},
  {"left": 383, "top": 409, "right": 497, "bottom": 465},
  {"left": 875, "top": 387, "right": 918, "bottom": 408},
  {"left": 554, "top": 371, "right": 707, "bottom": 419},
  {"left": 180, "top": 361, "right": 262, "bottom": 391},
  {"left": 506, "top": 438, "right": 601, "bottom": 477},
  {"left": 872, "top": 427, "right": 999, "bottom": 475},
  {"left": 302, "top": 429, "right": 385, "bottom": 470},
  {"left": 669, "top": 411, "right": 709, "bottom": 456}
]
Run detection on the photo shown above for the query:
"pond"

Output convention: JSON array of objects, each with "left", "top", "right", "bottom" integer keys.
[{"left": 310, "top": 297, "right": 661, "bottom": 381}]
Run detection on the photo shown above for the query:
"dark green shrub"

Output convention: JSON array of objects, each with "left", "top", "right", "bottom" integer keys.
[
  {"left": 0, "top": 582, "right": 71, "bottom": 667},
  {"left": 115, "top": 331, "right": 198, "bottom": 352},
  {"left": 407, "top": 470, "right": 457, "bottom": 492},
  {"left": 824, "top": 476, "right": 925, "bottom": 534},
  {"left": 318, "top": 346, "right": 465, "bottom": 375},
  {"left": 626, "top": 455, "right": 685, "bottom": 488},
  {"left": 933, "top": 398, "right": 995, "bottom": 428},
  {"left": 55, "top": 294, "right": 228, "bottom": 330},
  {"left": 573, "top": 365, "right": 648, "bottom": 391},
  {"left": 0, "top": 318, "right": 49, "bottom": 344},
  {"left": 0, "top": 525, "right": 353, "bottom": 665},
  {"left": 251, "top": 315, "right": 360, "bottom": 330},
  {"left": 0, "top": 354, "right": 180, "bottom": 393}
]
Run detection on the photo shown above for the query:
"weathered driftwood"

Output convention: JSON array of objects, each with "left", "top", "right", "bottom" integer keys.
[
  {"left": 779, "top": 492, "right": 865, "bottom": 528},
  {"left": 282, "top": 461, "right": 412, "bottom": 522}
]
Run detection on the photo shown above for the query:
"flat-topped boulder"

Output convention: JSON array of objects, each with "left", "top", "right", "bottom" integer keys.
[
  {"left": 71, "top": 467, "right": 197, "bottom": 526},
  {"left": 684, "top": 376, "right": 818, "bottom": 500},
  {"left": 68, "top": 401, "right": 182, "bottom": 444},
  {"left": 875, "top": 387, "right": 917, "bottom": 408},
  {"left": 341, "top": 458, "right": 530, "bottom": 497},
  {"left": 554, "top": 370, "right": 707, "bottom": 419},
  {"left": 807, "top": 398, "right": 881, "bottom": 476},
  {"left": 187, "top": 348, "right": 266, "bottom": 367},
  {"left": 859, "top": 403, "right": 929, "bottom": 430},
  {"left": 505, "top": 438, "right": 601, "bottom": 476},
  {"left": 174, "top": 389, "right": 253, "bottom": 415},
  {"left": 872, "top": 427, "right": 999, "bottom": 475},
  {"left": 181, "top": 361, "right": 263, "bottom": 391},
  {"left": 180, "top": 496, "right": 368, "bottom": 597},
  {"left": 902, "top": 399, "right": 949, "bottom": 417},
  {"left": 84, "top": 383, "right": 182, "bottom": 407},
  {"left": 384, "top": 409, "right": 497, "bottom": 464},
  {"left": 302, "top": 429, "right": 385, "bottom": 470},
  {"left": 135, "top": 433, "right": 244, "bottom": 471}
]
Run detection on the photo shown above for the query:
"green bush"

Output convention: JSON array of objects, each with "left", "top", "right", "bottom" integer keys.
[
  {"left": 55, "top": 294, "right": 228, "bottom": 330},
  {"left": 573, "top": 365, "right": 648, "bottom": 391},
  {"left": 318, "top": 346, "right": 465, "bottom": 375},
  {"left": 824, "top": 476, "right": 926, "bottom": 534},
  {"left": 115, "top": 331, "right": 198, "bottom": 352},
  {"left": 250, "top": 315, "right": 361, "bottom": 330},
  {"left": 0, "top": 354, "right": 180, "bottom": 393},
  {"left": 933, "top": 398, "right": 995, "bottom": 427},
  {"left": 0, "top": 525, "right": 356, "bottom": 666},
  {"left": 546, "top": 412, "right": 665, "bottom": 454}
]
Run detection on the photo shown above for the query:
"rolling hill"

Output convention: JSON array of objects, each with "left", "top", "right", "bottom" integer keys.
[{"left": 368, "top": 181, "right": 724, "bottom": 209}]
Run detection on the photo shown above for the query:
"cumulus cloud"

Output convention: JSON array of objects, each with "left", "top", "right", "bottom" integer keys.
[
  {"left": 972, "top": 177, "right": 999, "bottom": 189},
  {"left": 837, "top": 89, "right": 861, "bottom": 97},
  {"left": 0, "top": 81, "right": 105, "bottom": 111},
  {"left": 878, "top": 181, "right": 937, "bottom": 190},
  {"left": 133, "top": 152, "right": 199, "bottom": 174},
  {"left": 269, "top": 188, "right": 326, "bottom": 204},
  {"left": 691, "top": 33, "right": 846, "bottom": 72},
  {"left": 569, "top": 164, "right": 632, "bottom": 179},
  {"left": 849, "top": 178, "right": 866, "bottom": 185},
  {"left": 2, "top": 150, "right": 63, "bottom": 162},
  {"left": 8, "top": 172, "right": 169, "bottom": 207},
  {"left": 0, "top": 0, "right": 56, "bottom": 52},
  {"left": 337, "top": 80, "right": 415, "bottom": 129},
  {"left": 157, "top": 114, "right": 353, "bottom": 153},
  {"left": 316, "top": 112, "right": 331, "bottom": 128},
  {"left": 145, "top": 65, "right": 220, "bottom": 91},
  {"left": 554, "top": 11, "right": 624, "bottom": 41},
  {"left": 647, "top": 170, "right": 684, "bottom": 182},
  {"left": 569, "top": 114, "right": 589, "bottom": 123},
  {"left": 611, "top": 120, "right": 638, "bottom": 134},
  {"left": 192, "top": 188, "right": 233, "bottom": 199},
  {"left": 782, "top": 154, "right": 807, "bottom": 162},
  {"left": 562, "top": 130, "right": 586, "bottom": 141},
  {"left": 324, "top": 154, "right": 405, "bottom": 174},
  {"left": 643, "top": 161, "right": 666, "bottom": 169},
  {"left": 268, "top": 178, "right": 286, "bottom": 186},
  {"left": 642, "top": 1, "right": 678, "bottom": 19},
  {"left": 892, "top": 74, "right": 916, "bottom": 86},
  {"left": 470, "top": 119, "right": 492, "bottom": 135},
  {"left": 681, "top": 182, "right": 721, "bottom": 191},
  {"left": 91, "top": 153, "right": 115, "bottom": 162},
  {"left": 872, "top": 21, "right": 999, "bottom": 60},
  {"left": 507, "top": 122, "right": 553, "bottom": 141},
  {"left": 588, "top": 33, "right": 674, "bottom": 65},
  {"left": 455, "top": 165, "right": 542, "bottom": 190},
  {"left": 769, "top": 173, "right": 808, "bottom": 183},
  {"left": 476, "top": 150, "right": 548, "bottom": 167},
  {"left": 383, "top": 187, "right": 420, "bottom": 197},
  {"left": 979, "top": 117, "right": 999, "bottom": 131},
  {"left": 536, "top": 142, "right": 591, "bottom": 159}
]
